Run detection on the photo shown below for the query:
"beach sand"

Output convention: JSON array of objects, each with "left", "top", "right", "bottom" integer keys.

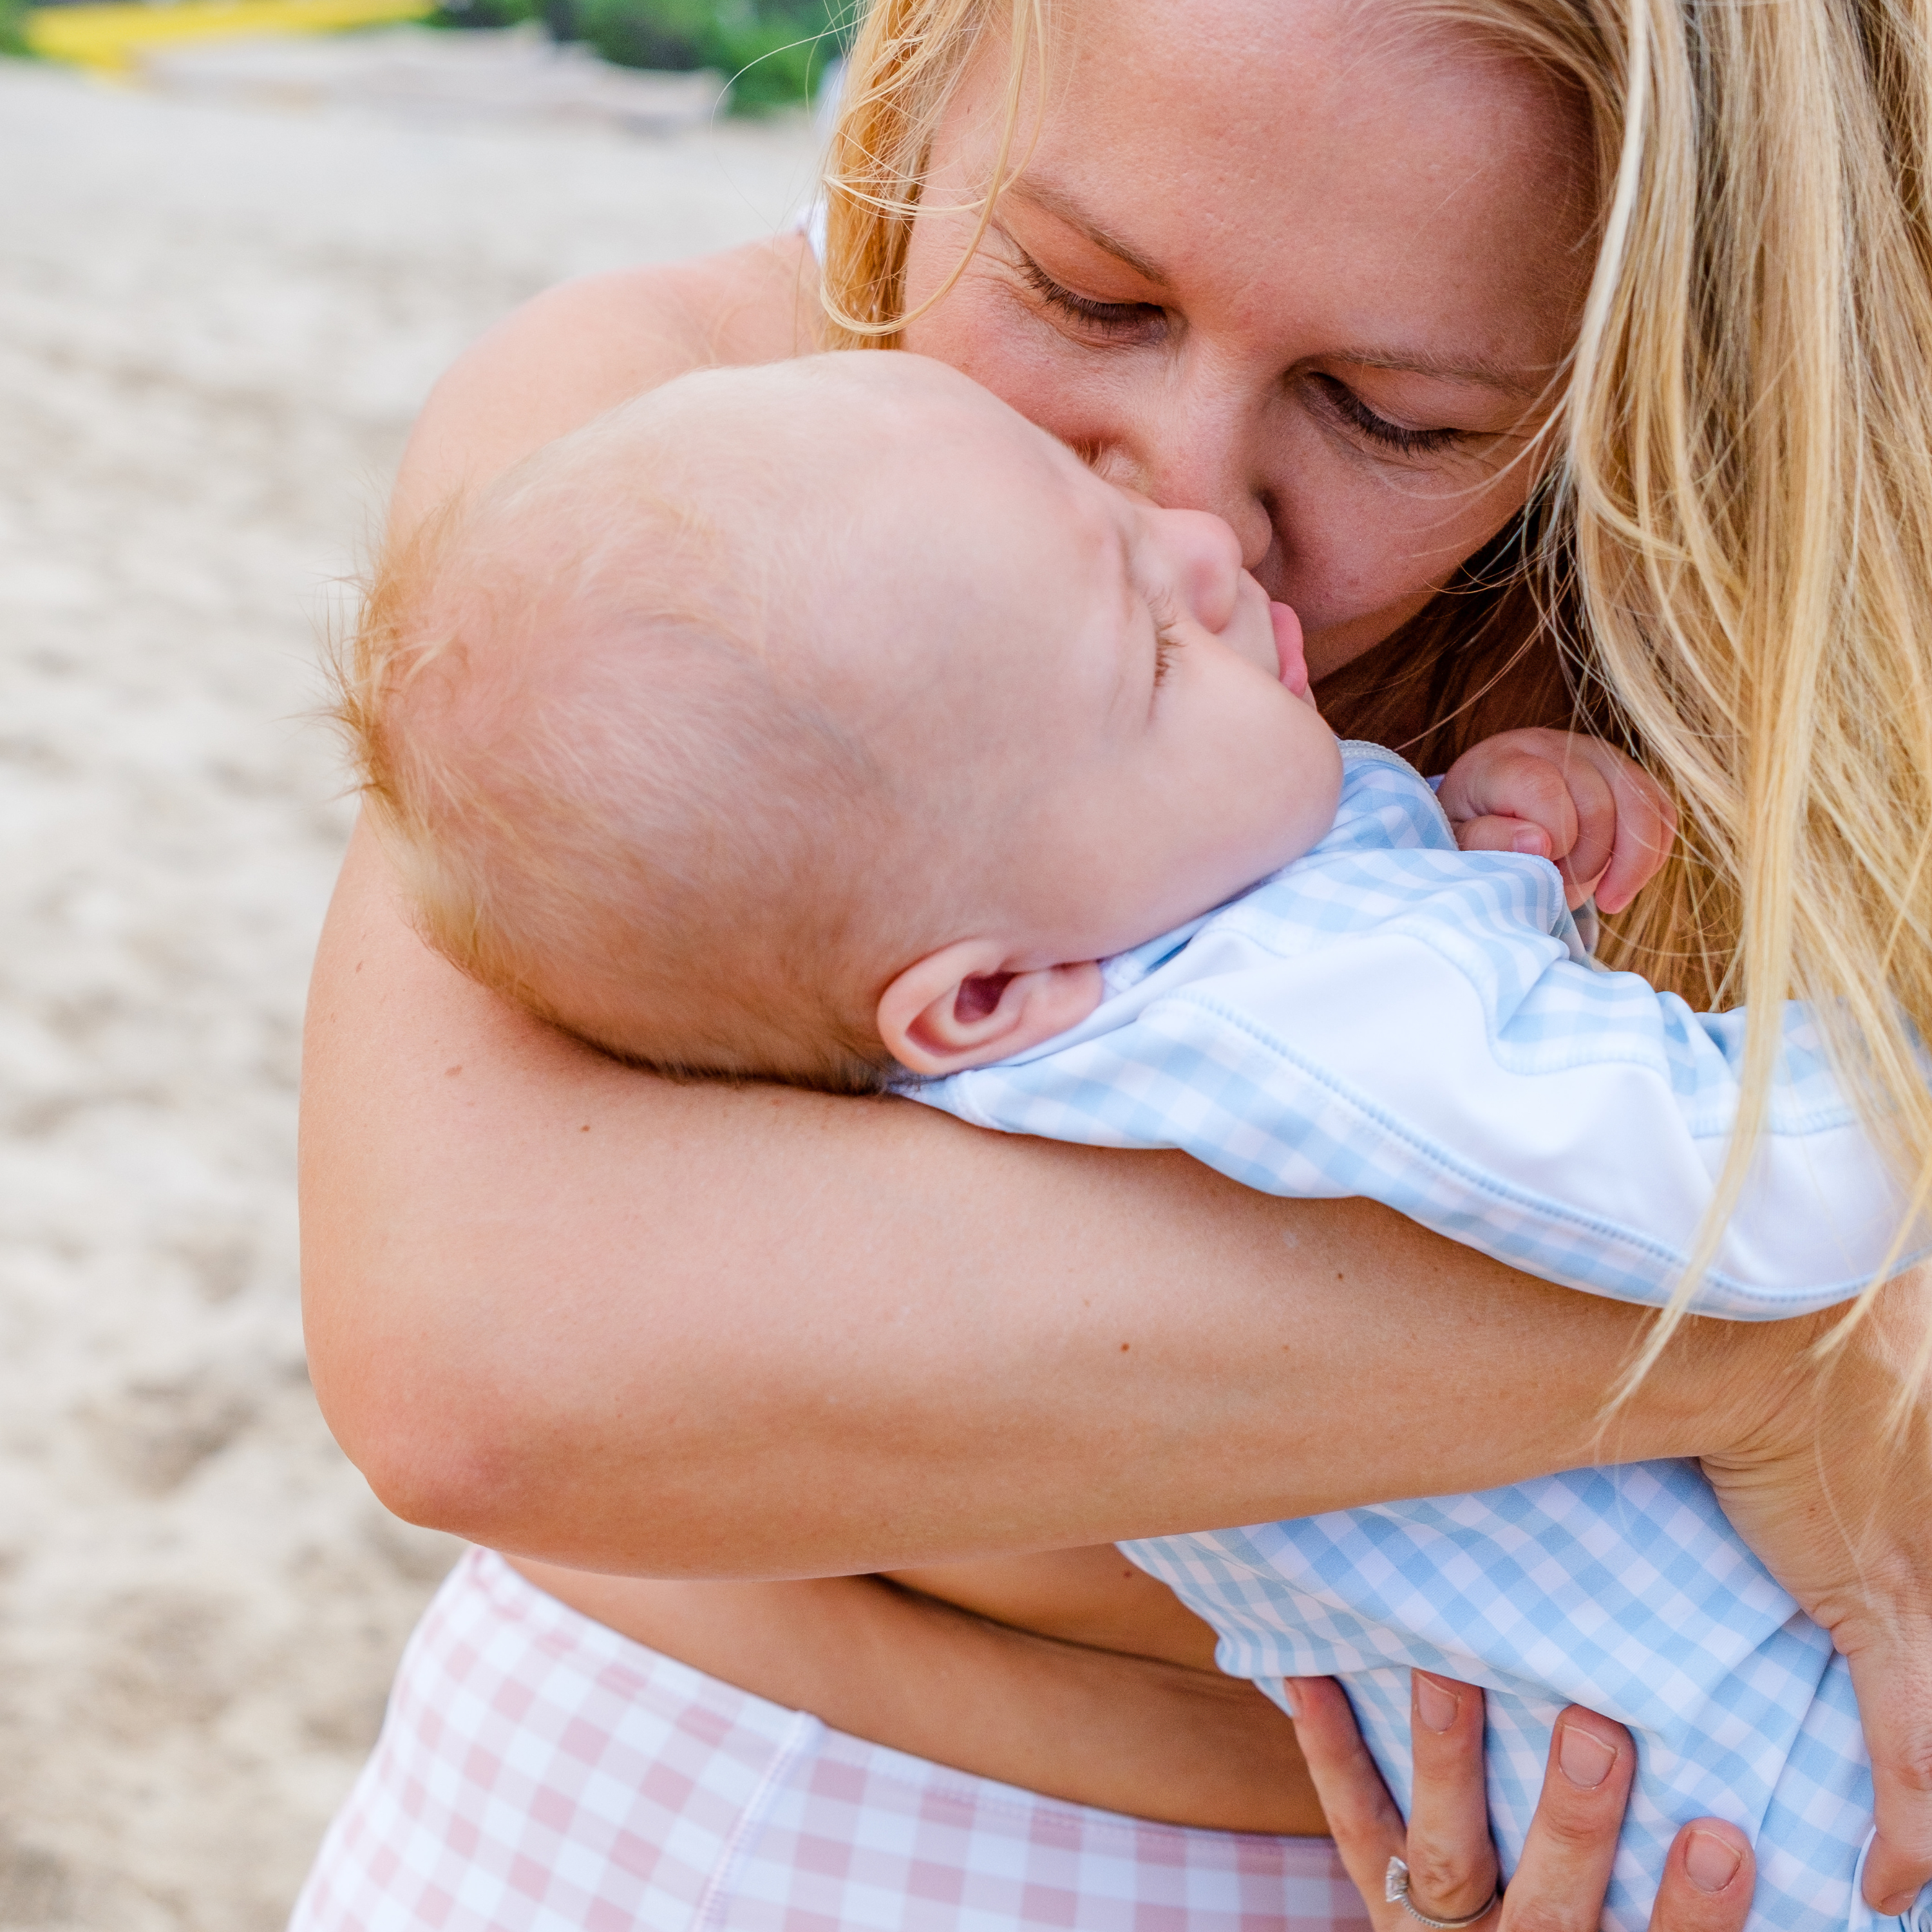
[{"left": 0, "top": 61, "right": 821, "bottom": 1928}]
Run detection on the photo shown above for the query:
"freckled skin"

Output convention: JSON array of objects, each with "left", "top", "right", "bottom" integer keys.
[
  {"left": 308, "top": 0, "right": 1616, "bottom": 1849},
  {"left": 899, "top": 0, "right": 1592, "bottom": 677}
]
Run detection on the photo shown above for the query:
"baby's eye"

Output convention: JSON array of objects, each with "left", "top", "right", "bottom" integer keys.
[{"left": 1153, "top": 622, "right": 1184, "bottom": 688}]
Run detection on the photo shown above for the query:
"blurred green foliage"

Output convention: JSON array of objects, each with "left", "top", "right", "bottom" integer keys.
[
  {"left": 431, "top": 0, "right": 542, "bottom": 27},
  {"left": 573, "top": 0, "right": 846, "bottom": 111},
  {"left": 0, "top": 0, "right": 35, "bottom": 59},
  {"left": 432, "top": 0, "right": 848, "bottom": 111}
]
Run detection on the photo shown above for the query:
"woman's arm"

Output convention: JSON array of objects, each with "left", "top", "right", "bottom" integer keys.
[
  {"left": 302, "top": 243, "right": 1932, "bottom": 1900},
  {"left": 302, "top": 819, "right": 1815, "bottom": 1573},
  {"left": 304, "top": 831, "right": 1932, "bottom": 1914},
  {"left": 381, "top": 234, "right": 822, "bottom": 540}
]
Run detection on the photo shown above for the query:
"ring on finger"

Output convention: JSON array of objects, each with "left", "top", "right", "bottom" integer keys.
[{"left": 1385, "top": 1857, "right": 1502, "bottom": 1931}]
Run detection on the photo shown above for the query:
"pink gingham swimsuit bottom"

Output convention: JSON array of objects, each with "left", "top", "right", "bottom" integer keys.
[{"left": 289, "top": 1546, "right": 1369, "bottom": 1932}]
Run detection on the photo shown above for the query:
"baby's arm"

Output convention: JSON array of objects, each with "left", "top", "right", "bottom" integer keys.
[
  {"left": 1438, "top": 728, "right": 1677, "bottom": 913},
  {"left": 913, "top": 754, "right": 1921, "bottom": 1317}
]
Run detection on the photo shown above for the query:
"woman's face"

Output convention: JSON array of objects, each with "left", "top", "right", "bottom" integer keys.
[{"left": 899, "top": 0, "right": 1595, "bottom": 680}]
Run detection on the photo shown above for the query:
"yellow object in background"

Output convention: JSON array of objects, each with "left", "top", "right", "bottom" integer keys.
[{"left": 25, "top": 0, "right": 435, "bottom": 72}]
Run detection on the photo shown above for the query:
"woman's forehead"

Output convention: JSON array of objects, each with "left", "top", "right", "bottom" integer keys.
[
  {"left": 979, "top": 0, "right": 1592, "bottom": 361},
  {"left": 1034, "top": 0, "right": 1582, "bottom": 162}
]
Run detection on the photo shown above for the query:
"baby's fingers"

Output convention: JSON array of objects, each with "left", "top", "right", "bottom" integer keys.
[
  {"left": 1443, "top": 746, "right": 1580, "bottom": 883},
  {"left": 1586, "top": 756, "right": 1678, "bottom": 916},
  {"left": 1455, "top": 815, "right": 1554, "bottom": 862}
]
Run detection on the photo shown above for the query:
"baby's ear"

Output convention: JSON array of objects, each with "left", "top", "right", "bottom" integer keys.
[{"left": 878, "top": 942, "right": 1103, "bottom": 1076}]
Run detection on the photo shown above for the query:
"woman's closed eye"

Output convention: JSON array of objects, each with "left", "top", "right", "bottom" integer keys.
[
  {"left": 1016, "top": 256, "right": 1168, "bottom": 346},
  {"left": 1012, "top": 252, "right": 1479, "bottom": 462},
  {"left": 1304, "top": 372, "right": 1465, "bottom": 458}
]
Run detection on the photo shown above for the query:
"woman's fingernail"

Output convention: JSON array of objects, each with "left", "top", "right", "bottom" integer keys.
[
  {"left": 1280, "top": 1681, "right": 1301, "bottom": 1719},
  {"left": 1685, "top": 1831, "right": 1743, "bottom": 1893},
  {"left": 1415, "top": 1676, "right": 1461, "bottom": 1734},
  {"left": 1511, "top": 826, "right": 1546, "bottom": 853},
  {"left": 1558, "top": 1724, "right": 1616, "bottom": 1789},
  {"left": 1877, "top": 1894, "right": 1915, "bottom": 1917}
]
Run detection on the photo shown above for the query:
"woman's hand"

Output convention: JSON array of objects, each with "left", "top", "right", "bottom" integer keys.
[
  {"left": 1697, "top": 1266, "right": 1932, "bottom": 1912},
  {"left": 1289, "top": 1671, "right": 1756, "bottom": 1932}
]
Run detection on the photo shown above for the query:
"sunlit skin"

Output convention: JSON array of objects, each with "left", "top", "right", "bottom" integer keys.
[
  {"left": 299, "top": 0, "right": 1862, "bottom": 1900},
  {"left": 429, "top": 357, "right": 1343, "bottom": 1070},
  {"left": 790, "top": 358, "right": 1341, "bottom": 976},
  {"left": 900, "top": 0, "right": 1594, "bottom": 677},
  {"left": 397, "top": 355, "right": 1667, "bottom": 1084}
]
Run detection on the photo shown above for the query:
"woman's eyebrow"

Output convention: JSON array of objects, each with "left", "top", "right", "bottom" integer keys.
[
  {"left": 1005, "top": 180, "right": 1169, "bottom": 285},
  {"left": 1329, "top": 350, "right": 1544, "bottom": 400}
]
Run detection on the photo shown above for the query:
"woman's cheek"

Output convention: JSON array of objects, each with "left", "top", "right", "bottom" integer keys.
[
  {"left": 906, "top": 298, "right": 1119, "bottom": 453},
  {"left": 1264, "top": 451, "right": 1513, "bottom": 639}
]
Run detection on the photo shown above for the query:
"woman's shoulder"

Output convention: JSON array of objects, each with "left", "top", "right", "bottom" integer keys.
[{"left": 389, "top": 232, "right": 818, "bottom": 536}]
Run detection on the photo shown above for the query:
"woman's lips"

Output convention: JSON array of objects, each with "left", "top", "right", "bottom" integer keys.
[{"left": 1271, "top": 600, "right": 1311, "bottom": 697}]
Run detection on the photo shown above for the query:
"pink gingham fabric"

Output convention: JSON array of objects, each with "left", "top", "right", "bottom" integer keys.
[{"left": 290, "top": 1546, "right": 1368, "bottom": 1932}]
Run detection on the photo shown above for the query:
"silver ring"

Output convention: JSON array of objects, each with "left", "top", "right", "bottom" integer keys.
[{"left": 1385, "top": 1857, "right": 1502, "bottom": 1930}]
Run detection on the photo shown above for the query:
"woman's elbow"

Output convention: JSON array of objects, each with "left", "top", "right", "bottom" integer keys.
[{"left": 302, "top": 1269, "right": 551, "bottom": 1544}]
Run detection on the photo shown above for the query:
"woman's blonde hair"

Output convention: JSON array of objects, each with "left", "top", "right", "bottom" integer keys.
[{"left": 817, "top": 0, "right": 1932, "bottom": 1369}]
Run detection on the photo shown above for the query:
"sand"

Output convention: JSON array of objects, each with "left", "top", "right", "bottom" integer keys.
[{"left": 0, "top": 60, "right": 822, "bottom": 1929}]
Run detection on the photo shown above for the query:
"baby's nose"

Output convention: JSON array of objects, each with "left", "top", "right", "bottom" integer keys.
[{"left": 1164, "top": 511, "right": 1246, "bottom": 628}]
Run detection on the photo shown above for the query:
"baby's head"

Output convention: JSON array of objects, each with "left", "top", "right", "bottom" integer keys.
[{"left": 341, "top": 354, "right": 1340, "bottom": 1090}]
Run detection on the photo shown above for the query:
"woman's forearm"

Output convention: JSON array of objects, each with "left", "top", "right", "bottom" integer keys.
[{"left": 300, "top": 824, "right": 1810, "bottom": 1575}]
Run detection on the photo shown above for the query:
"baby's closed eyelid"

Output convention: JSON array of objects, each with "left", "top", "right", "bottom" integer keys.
[
  {"left": 1146, "top": 587, "right": 1187, "bottom": 689},
  {"left": 1152, "top": 625, "right": 1182, "bottom": 687}
]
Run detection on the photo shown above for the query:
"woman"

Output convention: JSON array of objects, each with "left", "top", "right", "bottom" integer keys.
[{"left": 295, "top": 0, "right": 1932, "bottom": 1924}]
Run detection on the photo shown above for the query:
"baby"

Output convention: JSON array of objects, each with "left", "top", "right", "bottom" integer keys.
[
  {"left": 343, "top": 352, "right": 1926, "bottom": 1932},
  {"left": 348, "top": 350, "right": 1350, "bottom": 1092}
]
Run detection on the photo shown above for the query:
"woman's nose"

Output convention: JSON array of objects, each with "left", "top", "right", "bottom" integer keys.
[{"left": 1088, "top": 386, "right": 1276, "bottom": 574}]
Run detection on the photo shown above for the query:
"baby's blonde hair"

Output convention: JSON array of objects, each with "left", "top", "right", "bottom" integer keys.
[
  {"left": 334, "top": 410, "right": 904, "bottom": 1094},
  {"left": 817, "top": 0, "right": 1932, "bottom": 1370}
]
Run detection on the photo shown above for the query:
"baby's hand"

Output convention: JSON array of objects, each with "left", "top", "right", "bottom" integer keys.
[{"left": 1438, "top": 728, "right": 1676, "bottom": 913}]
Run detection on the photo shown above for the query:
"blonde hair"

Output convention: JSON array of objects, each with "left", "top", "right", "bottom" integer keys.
[
  {"left": 817, "top": 0, "right": 1932, "bottom": 1361},
  {"left": 333, "top": 410, "right": 905, "bottom": 1095}
]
